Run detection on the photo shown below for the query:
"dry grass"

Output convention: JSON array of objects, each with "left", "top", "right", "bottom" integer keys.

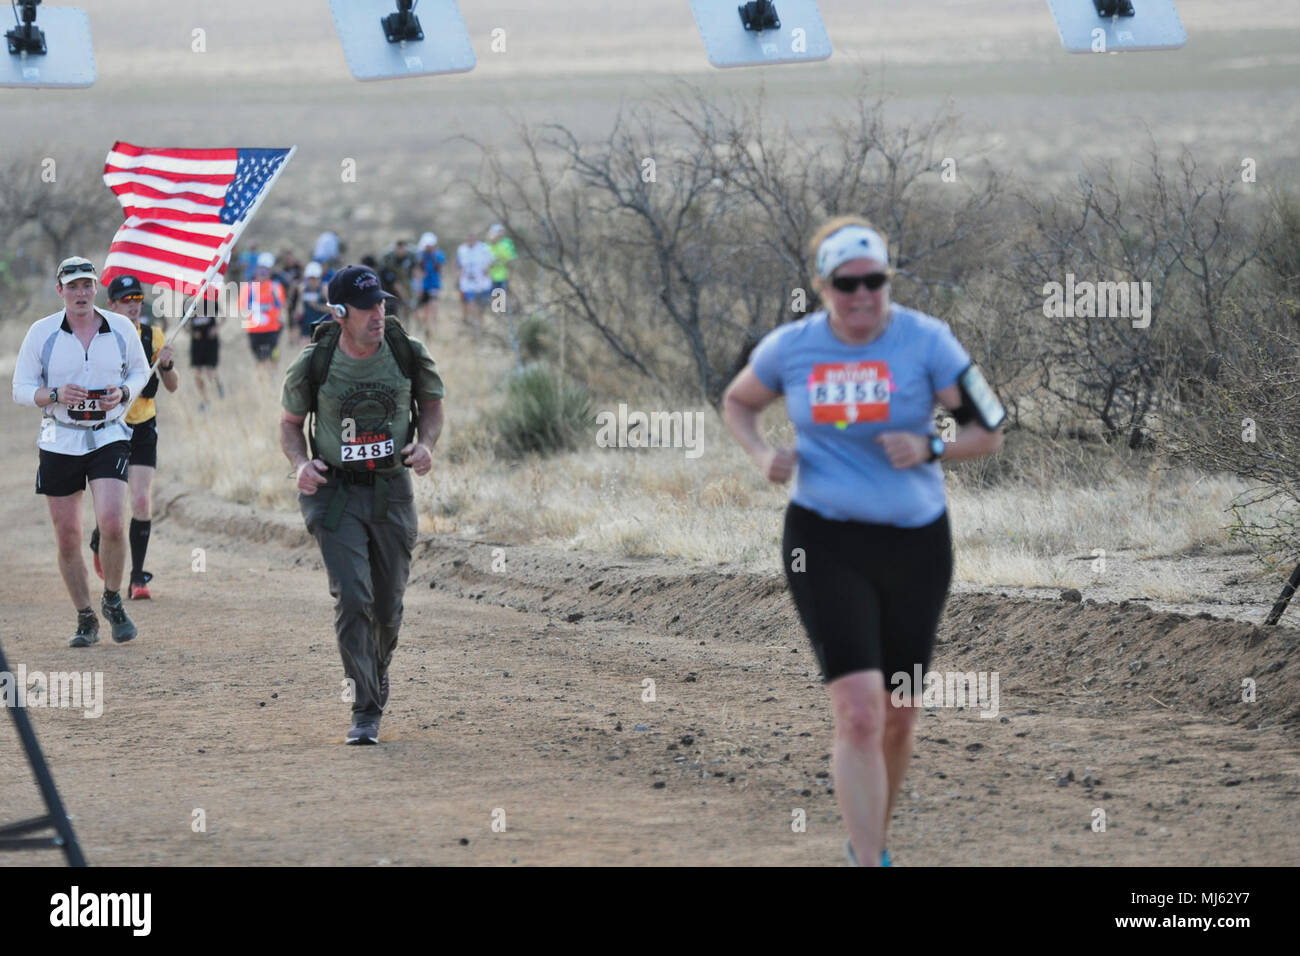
[{"left": 104, "top": 307, "right": 1260, "bottom": 598}]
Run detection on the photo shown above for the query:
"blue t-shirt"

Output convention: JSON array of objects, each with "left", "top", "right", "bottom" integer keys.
[
  {"left": 749, "top": 306, "right": 971, "bottom": 527},
  {"left": 420, "top": 248, "right": 446, "bottom": 291}
]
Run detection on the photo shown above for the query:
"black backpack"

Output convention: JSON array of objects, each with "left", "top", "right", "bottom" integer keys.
[
  {"left": 306, "top": 317, "right": 419, "bottom": 459},
  {"left": 139, "top": 322, "right": 162, "bottom": 399}
]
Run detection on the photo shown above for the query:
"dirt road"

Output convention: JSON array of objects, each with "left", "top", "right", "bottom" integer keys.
[{"left": 2, "top": 397, "right": 1297, "bottom": 865}]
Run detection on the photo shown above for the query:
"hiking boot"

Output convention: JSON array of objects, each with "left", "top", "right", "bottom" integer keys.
[
  {"left": 89, "top": 527, "right": 103, "bottom": 580},
  {"left": 69, "top": 610, "right": 99, "bottom": 648},
  {"left": 101, "top": 591, "right": 138, "bottom": 643},
  {"left": 346, "top": 717, "right": 380, "bottom": 745}
]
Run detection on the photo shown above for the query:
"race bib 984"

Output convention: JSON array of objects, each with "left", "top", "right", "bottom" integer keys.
[
  {"left": 808, "top": 362, "right": 892, "bottom": 426},
  {"left": 67, "top": 388, "right": 108, "bottom": 422}
]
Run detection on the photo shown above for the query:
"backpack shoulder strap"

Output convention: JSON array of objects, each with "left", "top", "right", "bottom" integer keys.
[
  {"left": 383, "top": 317, "right": 419, "bottom": 445},
  {"left": 307, "top": 322, "right": 341, "bottom": 415},
  {"left": 383, "top": 316, "right": 416, "bottom": 382}
]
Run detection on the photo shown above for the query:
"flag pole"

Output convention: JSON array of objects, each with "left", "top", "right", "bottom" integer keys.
[{"left": 119, "top": 145, "right": 297, "bottom": 422}]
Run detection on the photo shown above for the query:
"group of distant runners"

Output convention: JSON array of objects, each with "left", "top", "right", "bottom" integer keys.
[
  {"left": 12, "top": 214, "right": 1004, "bottom": 866},
  {"left": 227, "top": 225, "right": 517, "bottom": 369}
]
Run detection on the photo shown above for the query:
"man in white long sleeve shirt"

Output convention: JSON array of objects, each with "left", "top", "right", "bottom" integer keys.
[{"left": 11, "top": 256, "right": 151, "bottom": 646}]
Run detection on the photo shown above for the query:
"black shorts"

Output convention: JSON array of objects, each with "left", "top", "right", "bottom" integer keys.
[
  {"left": 128, "top": 417, "right": 158, "bottom": 468},
  {"left": 36, "top": 441, "right": 131, "bottom": 497},
  {"left": 191, "top": 336, "right": 219, "bottom": 367},
  {"left": 418, "top": 288, "right": 440, "bottom": 305},
  {"left": 248, "top": 330, "right": 281, "bottom": 360},
  {"left": 781, "top": 502, "right": 953, "bottom": 684}
]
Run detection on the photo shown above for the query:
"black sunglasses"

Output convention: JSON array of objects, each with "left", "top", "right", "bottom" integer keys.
[
  {"left": 59, "top": 263, "right": 95, "bottom": 278},
  {"left": 830, "top": 271, "right": 891, "bottom": 293}
]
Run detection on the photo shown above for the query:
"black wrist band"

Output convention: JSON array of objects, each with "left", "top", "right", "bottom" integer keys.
[{"left": 160, "top": 363, "right": 174, "bottom": 371}]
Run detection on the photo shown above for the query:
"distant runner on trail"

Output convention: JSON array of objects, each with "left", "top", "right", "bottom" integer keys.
[
  {"left": 295, "top": 260, "right": 331, "bottom": 343},
  {"left": 242, "top": 252, "right": 286, "bottom": 363},
  {"left": 456, "top": 230, "right": 493, "bottom": 340},
  {"left": 722, "top": 216, "right": 1005, "bottom": 866},
  {"left": 88, "top": 274, "right": 180, "bottom": 601},
  {"left": 189, "top": 289, "right": 224, "bottom": 410},
  {"left": 413, "top": 232, "right": 446, "bottom": 336},
  {"left": 11, "top": 256, "right": 151, "bottom": 647},
  {"left": 487, "top": 223, "right": 516, "bottom": 300},
  {"left": 279, "top": 265, "right": 445, "bottom": 746}
]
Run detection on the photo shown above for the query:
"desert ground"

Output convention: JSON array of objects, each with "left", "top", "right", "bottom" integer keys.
[{"left": 2, "top": 0, "right": 1299, "bottom": 866}]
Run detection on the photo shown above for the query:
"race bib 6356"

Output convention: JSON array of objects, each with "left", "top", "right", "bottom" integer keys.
[{"left": 807, "top": 362, "right": 892, "bottom": 426}]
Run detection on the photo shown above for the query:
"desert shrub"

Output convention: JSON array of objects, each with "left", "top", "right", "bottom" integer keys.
[{"left": 496, "top": 364, "right": 593, "bottom": 457}]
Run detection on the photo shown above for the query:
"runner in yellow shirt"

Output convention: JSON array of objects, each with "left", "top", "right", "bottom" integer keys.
[{"left": 89, "top": 274, "right": 180, "bottom": 599}]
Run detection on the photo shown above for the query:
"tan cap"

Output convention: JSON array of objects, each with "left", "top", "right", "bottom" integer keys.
[{"left": 56, "top": 256, "right": 98, "bottom": 285}]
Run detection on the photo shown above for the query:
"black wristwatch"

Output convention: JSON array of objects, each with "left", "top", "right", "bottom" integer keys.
[{"left": 927, "top": 435, "right": 946, "bottom": 463}]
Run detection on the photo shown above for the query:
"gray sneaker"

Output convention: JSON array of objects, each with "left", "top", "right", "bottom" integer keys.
[
  {"left": 346, "top": 717, "right": 380, "bottom": 745},
  {"left": 69, "top": 610, "right": 99, "bottom": 648},
  {"left": 101, "top": 592, "right": 138, "bottom": 643}
]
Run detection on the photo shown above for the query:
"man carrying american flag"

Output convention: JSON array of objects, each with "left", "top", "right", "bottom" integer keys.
[{"left": 4, "top": 143, "right": 294, "bottom": 647}]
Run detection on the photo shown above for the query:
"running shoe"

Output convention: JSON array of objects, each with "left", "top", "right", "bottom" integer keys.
[
  {"left": 346, "top": 718, "right": 380, "bottom": 745},
  {"left": 844, "top": 841, "right": 892, "bottom": 867},
  {"left": 68, "top": 609, "right": 99, "bottom": 648},
  {"left": 129, "top": 571, "right": 153, "bottom": 601},
  {"left": 101, "top": 591, "right": 138, "bottom": 643},
  {"left": 89, "top": 527, "right": 103, "bottom": 580}
]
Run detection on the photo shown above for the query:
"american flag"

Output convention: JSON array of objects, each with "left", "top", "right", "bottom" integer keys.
[{"left": 101, "top": 142, "right": 292, "bottom": 295}]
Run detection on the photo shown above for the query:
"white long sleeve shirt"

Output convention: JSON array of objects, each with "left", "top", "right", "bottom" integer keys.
[
  {"left": 456, "top": 242, "right": 494, "bottom": 294},
  {"left": 12, "top": 308, "right": 151, "bottom": 455}
]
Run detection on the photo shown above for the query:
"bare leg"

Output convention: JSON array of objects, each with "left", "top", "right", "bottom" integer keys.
[
  {"left": 90, "top": 477, "right": 130, "bottom": 593},
  {"left": 829, "top": 670, "right": 889, "bottom": 866},
  {"left": 128, "top": 464, "right": 154, "bottom": 521},
  {"left": 881, "top": 697, "right": 919, "bottom": 848},
  {"left": 47, "top": 492, "right": 89, "bottom": 610}
]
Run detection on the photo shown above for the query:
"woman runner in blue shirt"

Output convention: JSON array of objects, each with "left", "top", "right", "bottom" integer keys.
[{"left": 723, "top": 216, "right": 1005, "bottom": 866}]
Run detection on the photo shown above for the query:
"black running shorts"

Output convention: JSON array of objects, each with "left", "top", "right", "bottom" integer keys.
[
  {"left": 190, "top": 336, "right": 219, "bottom": 367},
  {"left": 248, "top": 330, "right": 281, "bottom": 360},
  {"left": 781, "top": 501, "right": 954, "bottom": 684},
  {"left": 128, "top": 417, "right": 158, "bottom": 468},
  {"left": 36, "top": 441, "right": 131, "bottom": 497}
]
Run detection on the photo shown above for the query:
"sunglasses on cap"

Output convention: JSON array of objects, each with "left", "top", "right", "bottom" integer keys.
[
  {"left": 115, "top": 293, "right": 144, "bottom": 303},
  {"left": 58, "top": 263, "right": 96, "bottom": 279},
  {"left": 830, "top": 271, "right": 891, "bottom": 293}
]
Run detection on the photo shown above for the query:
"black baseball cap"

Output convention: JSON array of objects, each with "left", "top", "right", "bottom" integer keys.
[
  {"left": 107, "top": 274, "right": 144, "bottom": 301},
  {"left": 327, "top": 265, "right": 394, "bottom": 310}
]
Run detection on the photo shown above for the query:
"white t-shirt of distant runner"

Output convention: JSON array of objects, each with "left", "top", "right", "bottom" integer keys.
[
  {"left": 457, "top": 241, "right": 494, "bottom": 294},
  {"left": 11, "top": 308, "right": 151, "bottom": 455}
]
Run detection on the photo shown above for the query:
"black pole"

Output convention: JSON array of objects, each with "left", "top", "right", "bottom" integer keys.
[
  {"left": 0, "top": 639, "right": 87, "bottom": 865},
  {"left": 1265, "top": 558, "right": 1300, "bottom": 626}
]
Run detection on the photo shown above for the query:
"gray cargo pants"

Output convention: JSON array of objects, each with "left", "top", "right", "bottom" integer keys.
[{"left": 300, "top": 469, "right": 419, "bottom": 720}]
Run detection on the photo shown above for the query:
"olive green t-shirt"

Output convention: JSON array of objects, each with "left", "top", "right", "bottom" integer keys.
[{"left": 281, "top": 336, "right": 445, "bottom": 472}]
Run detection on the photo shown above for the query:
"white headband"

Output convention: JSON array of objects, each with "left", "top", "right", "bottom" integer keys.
[{"left": 815, "top": 226, "right": 889, "bottom": 278}]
